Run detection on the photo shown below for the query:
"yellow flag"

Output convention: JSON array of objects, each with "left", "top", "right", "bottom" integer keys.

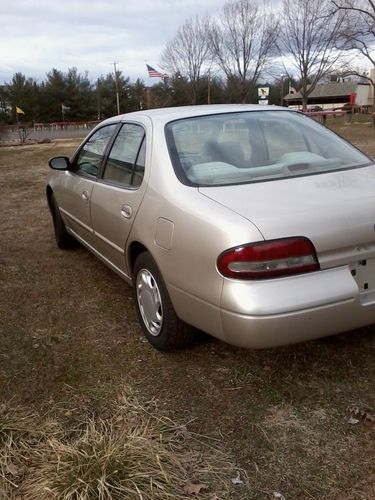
[{"left": 16, "top": 106, "right": 25, "bottom": 115}]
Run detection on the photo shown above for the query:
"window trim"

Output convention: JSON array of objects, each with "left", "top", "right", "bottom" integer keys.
[
  {"left": 97, "top": 121, "right": 146, "bottom": 190},
  {"left": 71, "top": 122, "right": 121, "bottom": 179}
]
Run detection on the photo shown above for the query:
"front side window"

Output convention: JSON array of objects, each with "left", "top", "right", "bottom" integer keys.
[
  {"left": 103, "top": 123, "right": 145, "bottom": 188},
  {"left": 75, "top": 124, "right": 117, "bottom": 177},
  {"left": 165, "top": 111, "right": 371, "bottom": 186}
]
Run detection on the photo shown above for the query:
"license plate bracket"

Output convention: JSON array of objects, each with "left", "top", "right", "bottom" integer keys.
[{"left": 351, "top": 258, "right": 375, "bottom": 304}]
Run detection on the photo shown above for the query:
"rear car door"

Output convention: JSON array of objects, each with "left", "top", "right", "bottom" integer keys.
[
  {"left": 55, "top": 124, "right": 117, "bottom": 245},
  {"left": 90, "top": 122, "right": 147, "bottom": 274}
]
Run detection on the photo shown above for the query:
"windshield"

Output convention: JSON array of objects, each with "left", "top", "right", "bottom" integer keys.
[{"left": 165, "top": 110, "right": 371, "bottom": 186}]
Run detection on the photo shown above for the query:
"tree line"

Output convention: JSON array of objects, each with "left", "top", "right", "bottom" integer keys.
[
  {"left": 0, "top": 68, "right": 147, "bottom": 124},
  {"left": 0, "top": 66, "right": 294, "bottom": 125},
  {"left": 1, "top": 0, "right": 374, "bottom": 123}
]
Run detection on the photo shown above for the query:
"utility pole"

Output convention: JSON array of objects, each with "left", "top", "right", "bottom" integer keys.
[
  {"left": 207, "top": 69, "right": 211, "bottom": 105},
  {"left": 112, "top": 61, "right": 121, "bottom": 115},
  {"left": 280, "top": 74, "right": 287, "bottom": 106},
  {"left": 96, "top": 78, "right": 101, "bottom": 120}
]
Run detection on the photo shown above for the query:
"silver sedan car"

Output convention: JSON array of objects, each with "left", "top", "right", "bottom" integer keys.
[{"left": 47, "top": 104, "right": 375, "bottom": 351}]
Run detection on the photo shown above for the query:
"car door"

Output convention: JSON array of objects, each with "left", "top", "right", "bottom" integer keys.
[
  {"left": 90, "top": 122, "right": 147, "bottom": 275},
  {"left": 55, "top": 124, "right": 117, "bottom": 245}
]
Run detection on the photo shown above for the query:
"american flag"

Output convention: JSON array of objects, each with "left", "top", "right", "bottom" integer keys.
[{"left": 146, "top": 64, "right": 164, "bottom": 78}]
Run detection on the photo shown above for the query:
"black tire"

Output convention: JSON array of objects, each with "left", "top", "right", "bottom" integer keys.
[
  {"left": 50, "top": 193, "right": 77, "bottom": 249},
  {"left": 133, "top": 252, "right": 194, "bottom": 351}
]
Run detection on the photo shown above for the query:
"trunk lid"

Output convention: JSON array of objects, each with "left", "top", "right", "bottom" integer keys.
[{"left": 199, "top": 165, "right": 375, "bottom": 268}]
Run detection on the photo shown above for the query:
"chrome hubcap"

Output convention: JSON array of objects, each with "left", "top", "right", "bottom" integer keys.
[{"left": 136, "top": 269, "right": 163, "bottom": 336}]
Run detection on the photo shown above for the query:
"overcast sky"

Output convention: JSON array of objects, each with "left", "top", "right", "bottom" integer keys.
[{"left": 0, "top": 0, "right": 227, "bottom": 85}]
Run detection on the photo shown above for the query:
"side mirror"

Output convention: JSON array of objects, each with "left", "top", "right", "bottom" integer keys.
[{"left": 48, "top": 156, "right": 71, "bottom": 170}]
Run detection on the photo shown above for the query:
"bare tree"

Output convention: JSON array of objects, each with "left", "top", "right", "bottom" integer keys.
[
  {"left": 332, "top": 0, "right": 375, "bottom": 106},
  {"left": 279, "top": 0, "right": 344, "bottom": 110},
  {"left": 16, "top": 124, "right": 33, "bottom": 144},
  {"left": 210, "top": 0, "right": 279, "bottom": 103},
  {"left": 160, "top": 16, "right": 212, "bottom": 104}
]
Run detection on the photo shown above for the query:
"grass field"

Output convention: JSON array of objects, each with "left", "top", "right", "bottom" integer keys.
[{"left": 0, "top": 121, "right": 374, "bottom": 499}]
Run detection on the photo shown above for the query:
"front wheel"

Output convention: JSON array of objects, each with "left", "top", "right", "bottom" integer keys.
[{"left": 133, "top": 252, "right": 194, "bottom": 351}]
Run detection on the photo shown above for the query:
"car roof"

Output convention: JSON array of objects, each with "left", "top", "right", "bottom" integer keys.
[{"left": 100, "top": 104, "right": 292, "bottom": 126}]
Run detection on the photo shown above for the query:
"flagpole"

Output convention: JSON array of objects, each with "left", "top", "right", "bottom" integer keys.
[
  {"left": 15, "top": 106, "right": 26, "bottom": 129},
  {"left": 146, "top": 88, "right": 150, "bottom": 109}
]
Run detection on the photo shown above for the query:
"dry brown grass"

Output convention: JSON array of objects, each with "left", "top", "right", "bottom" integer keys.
[
  {"left": 327, "top": 115, "right": 375, "bottom": 158},
  {"left": 0, "top": 392, "right": 248, "bottom": 499},
  {"left": 0, "top": 127, "right": 374, "bottom": 499}
]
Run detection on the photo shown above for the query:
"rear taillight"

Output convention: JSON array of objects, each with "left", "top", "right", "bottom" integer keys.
[{"left": 217, "top": 237, "right": 320, "bottom": 280}]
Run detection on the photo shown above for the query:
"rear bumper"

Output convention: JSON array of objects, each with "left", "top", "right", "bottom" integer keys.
[{"left": 220, "top": 266, "right": 375, "bottom": 348}]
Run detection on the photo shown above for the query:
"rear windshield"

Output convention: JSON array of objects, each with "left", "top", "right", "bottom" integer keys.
[{"left": 165, "top": 111, "right": 371, "bottom": 186}]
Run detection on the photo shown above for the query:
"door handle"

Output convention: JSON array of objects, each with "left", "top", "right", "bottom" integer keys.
[
  {"left": 121, "top": 205, "right": 132, "bottom": 219},
  {"left": 81, "top": 190, "right": 89, "bottom": 201}
]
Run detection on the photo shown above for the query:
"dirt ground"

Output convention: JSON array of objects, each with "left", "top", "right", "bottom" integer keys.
[{"left": 0, "top": 121, "right": 374, "bottom": 499}]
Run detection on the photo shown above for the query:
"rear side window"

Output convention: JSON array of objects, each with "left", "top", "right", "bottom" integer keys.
[
  {"left": 103, "top": 123, "right": 145, "bottom": 188},
  {"left": 75, "top": 124, "right": 117, "bottom": 177}
]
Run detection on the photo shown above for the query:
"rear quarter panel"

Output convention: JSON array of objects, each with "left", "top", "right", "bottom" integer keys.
[{"left": 127, "top": 123, "right": 264, "bottom": 333}]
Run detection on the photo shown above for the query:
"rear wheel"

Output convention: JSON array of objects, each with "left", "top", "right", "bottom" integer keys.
[
  {"left": 133, "top": 252, "right": 194, "bottom": 351},
  {"left": 50, "top": 193, "right": 77, "bottom": 249}
]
